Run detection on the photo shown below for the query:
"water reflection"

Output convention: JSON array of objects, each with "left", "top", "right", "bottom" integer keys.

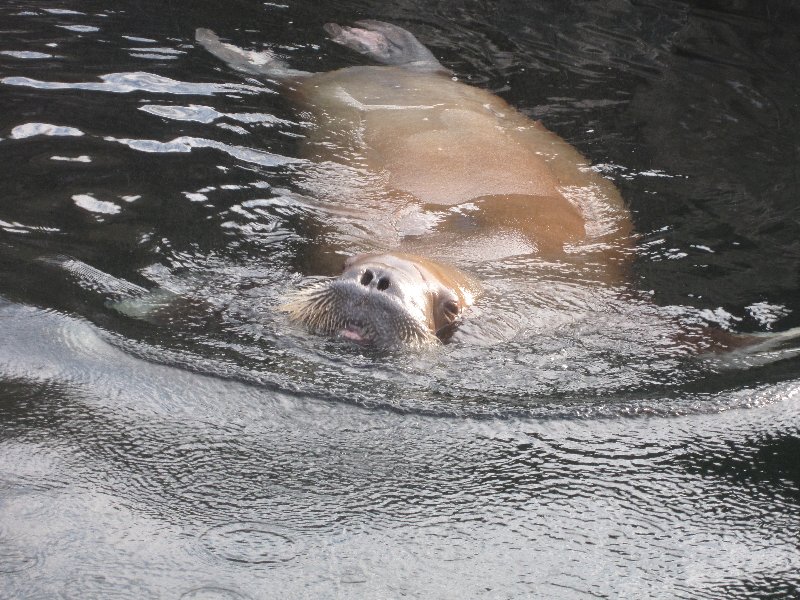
[
  {"left": 1, "top": 302, "right": 797, "bottom": 597},
  {"left": 2, "top": 71, "right": 268, "bottom": 95}
]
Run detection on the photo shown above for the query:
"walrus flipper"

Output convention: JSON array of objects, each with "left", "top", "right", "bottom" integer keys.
[
  {"left": 324, "top": 21, "right": 449, "bottom": 73},
  {"left": 195, "top": 28, "right": 310, "bottom": 79}
]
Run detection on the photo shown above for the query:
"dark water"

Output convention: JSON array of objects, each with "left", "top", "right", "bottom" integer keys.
[{"left": 1, "top": 1, "right": 799, "bottom": 598}]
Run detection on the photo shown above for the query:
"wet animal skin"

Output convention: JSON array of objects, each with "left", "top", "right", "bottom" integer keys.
[{"left": 196, "top": 22, "right": 632, "bottom": 348}]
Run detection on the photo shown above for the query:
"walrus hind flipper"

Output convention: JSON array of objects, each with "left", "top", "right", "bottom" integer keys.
[
  {"left": 324, "top": 20, "right": 448, "bottom": 73},
  {"left": 195, "top": 28, "right": 310, "bottom": 79}
]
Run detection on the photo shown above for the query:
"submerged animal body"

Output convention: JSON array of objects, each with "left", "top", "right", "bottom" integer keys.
[{"left": 196, "top": 21, "right": 632, "bottom": 349}]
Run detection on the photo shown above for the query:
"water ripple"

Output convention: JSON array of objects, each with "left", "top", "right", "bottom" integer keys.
[
  {"left": 1, "top": 72, "right": 268, "bottom": 96},
  {"left": 62, "top": 574, "right": 156, "bottom": 600},
  {"left": 8, "top": 122, "right": 83, "bottom": 139},
  {"left": 0, "top": 50, "right": 55, "bottom": 59},
  {"left": 0, "top": 542, "right": 39, "bottom": 574},
  {"left": 180, "top": 587, "right": 251, "bottom": 600},
  {"left": 56, "top": 25, "right": 99, "bottom": 33},
  {"left": 200, "top": 521, "right": 301, "bottom": 565},
  {"left": 139, "top": 103, "right": 293, "bottom": 127},
  {"left": 104, "top": 135, "right": 303, "bottom": 168}
]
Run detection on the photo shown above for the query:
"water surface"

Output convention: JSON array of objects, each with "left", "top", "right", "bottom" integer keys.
[{"left": 1, "top": 1, "right": 799, "bottom": 598}]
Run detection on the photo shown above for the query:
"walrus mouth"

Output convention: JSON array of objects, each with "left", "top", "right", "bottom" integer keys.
[
  {"left": 280, "top": 280, "right": 438, "bottom": 349},
  {"left": 339, "top": 322, "right": 370, "bottom": 344}
]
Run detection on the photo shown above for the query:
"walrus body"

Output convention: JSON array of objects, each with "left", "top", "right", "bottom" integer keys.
[
  {"left": 196, "top": 22, "right": 632, "bottom": 348},
  {"left": 293, "top": 65, "right": 628, "bottom": 247}
]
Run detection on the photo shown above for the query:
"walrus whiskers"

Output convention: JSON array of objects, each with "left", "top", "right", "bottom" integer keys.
[
  {"left": 280, "top": 283, "right": 344, "bottom": 334},
  {"left": 281, "top": 277, "right": 439, "bottom": 348}
]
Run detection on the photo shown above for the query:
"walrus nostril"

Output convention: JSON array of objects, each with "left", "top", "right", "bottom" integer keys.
[
  {"left": 360, "top": 270, "right": 374, "bottom": 286},
  {"left": 377, "top": 276, "right": 390, "bottom": 291}
]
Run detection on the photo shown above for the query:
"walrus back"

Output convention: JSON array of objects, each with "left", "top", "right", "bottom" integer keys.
[{"left": 294, "top": 66, "right": 627, "bottom": 218}]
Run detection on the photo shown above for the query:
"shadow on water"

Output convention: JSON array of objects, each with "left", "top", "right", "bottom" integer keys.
[{"left": 1, "top": 0, "right": 799, "bottom": 598}]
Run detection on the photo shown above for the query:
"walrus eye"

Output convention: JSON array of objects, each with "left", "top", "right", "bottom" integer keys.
[{"left": 443, "top": 300, "right": 459, "bottom": 319}]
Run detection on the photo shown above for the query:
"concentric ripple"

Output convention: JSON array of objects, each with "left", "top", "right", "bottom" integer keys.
[{"left": 200, "top": 522, "right": 301, "bottom": 565}]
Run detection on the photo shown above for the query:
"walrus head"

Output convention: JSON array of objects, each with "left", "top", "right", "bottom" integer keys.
[{"left": 282, "top": 253, "right": 478, "bottom": 349}]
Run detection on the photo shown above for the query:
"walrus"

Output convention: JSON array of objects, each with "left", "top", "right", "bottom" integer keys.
[{"left": 196, "top": 21, "right": 632, "bottom": 349}]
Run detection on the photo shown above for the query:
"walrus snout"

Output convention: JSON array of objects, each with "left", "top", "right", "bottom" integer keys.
[
  {"left": 283, "top": 276, "right": 435, "bottom": 349},
  {"left": 282, "top": 253, "right": 479, "bottom": 349}
]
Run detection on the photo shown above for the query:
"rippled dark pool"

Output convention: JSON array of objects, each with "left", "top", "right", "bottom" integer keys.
[{"left": 2, "top": 1, "right": 799, "bottom": 598}]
